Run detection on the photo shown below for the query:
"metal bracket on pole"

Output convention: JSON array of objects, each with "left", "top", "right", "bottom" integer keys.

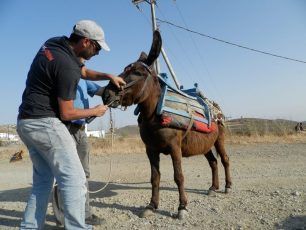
[
  {"left": 160, "top": 47, "right": 180, "bottom": 89},
  {"left": 149, "top": 0, "right": 160, "bottom": 74},
  {"left": 132, "top": 0, "right": 180, "bottom": 89}
]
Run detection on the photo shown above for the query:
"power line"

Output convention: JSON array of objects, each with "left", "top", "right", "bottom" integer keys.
[
  {"left": 172, "top": 0, "right": 223, "bottom": 103},
  {"left": 156, "top": 18, "right": 306, "bottom": 64},
  {"left": 155, "top": 2, "right": 199, "bottom": 85}
]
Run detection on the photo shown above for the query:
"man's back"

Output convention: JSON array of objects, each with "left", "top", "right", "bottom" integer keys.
[{"left": 19, "top": 37, "right": 83, "bottom": 118}]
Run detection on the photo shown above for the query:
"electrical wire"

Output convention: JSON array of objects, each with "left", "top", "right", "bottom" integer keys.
[
  {"left": 172, "top": 1, "right": 222, "bottom": 101},
  {"left": 155, "top": 3, "right": 199, "bottom": 85},
  {"left": 156, "top": 18, "right": 306, "bottom": 64}
]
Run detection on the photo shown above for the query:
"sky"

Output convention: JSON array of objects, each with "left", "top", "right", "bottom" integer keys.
[{"left": 1, "top": 0, "right": 306, "bottom": 130}]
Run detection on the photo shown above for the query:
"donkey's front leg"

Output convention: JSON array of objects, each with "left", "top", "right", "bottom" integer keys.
[
  {"left": 140, "top": 148, "right": 160, "bottom": 218},
  {"left": 171, "top": 150, "right": 188, "bottom": 219}
]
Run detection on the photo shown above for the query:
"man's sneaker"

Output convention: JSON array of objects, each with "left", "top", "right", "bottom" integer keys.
[{"left": 85, "top": 214, "right": 105, "bottom": 226}]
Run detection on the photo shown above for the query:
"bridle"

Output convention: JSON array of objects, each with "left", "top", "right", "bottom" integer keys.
[{"left": 116, "top": 61, "right": 153, "bottom": 109}]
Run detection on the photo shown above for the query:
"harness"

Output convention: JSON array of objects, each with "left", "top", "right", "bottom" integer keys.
[
  {"left": 117, "top": 62, "right": 153, "bottom": 108},
  {"left": 116, "top": 62, "right": 219, "bottom": 137}
]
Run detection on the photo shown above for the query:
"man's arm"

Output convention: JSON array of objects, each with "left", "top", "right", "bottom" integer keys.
[
  {"left": 58, "top": 98, "right": 108, "bottom": 121},
  {"left": 85, "top": 81, "right": 104, "bottom": 97},
  {"left": 81, "top": 66, "right": 126, "bottom": 89}
]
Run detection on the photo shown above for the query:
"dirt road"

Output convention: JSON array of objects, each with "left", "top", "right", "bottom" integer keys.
[{"left": 0, "top": 142, "right": 305, "bottom": 229}]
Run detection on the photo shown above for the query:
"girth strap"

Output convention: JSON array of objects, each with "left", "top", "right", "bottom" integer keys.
[{"left": 182, "top": 103, "right": 194, "bottom": 140}]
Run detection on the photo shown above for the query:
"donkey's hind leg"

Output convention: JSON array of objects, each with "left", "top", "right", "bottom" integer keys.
[
  {"left": 205, "top": 149, "right": 219, "bottom": 195},
  {"left": 214, "top": 137, "right": 232, "bottom": 193}
]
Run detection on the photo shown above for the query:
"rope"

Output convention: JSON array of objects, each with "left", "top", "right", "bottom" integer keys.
[
  {"left": 87, "top": 102, "right": 115, "bottom": 194},
  {"left": 88, "top": 157, "right": 112, "bottom": 194}
]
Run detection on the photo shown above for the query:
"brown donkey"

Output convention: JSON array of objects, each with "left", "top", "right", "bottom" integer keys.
[{"left": 103, "top": 31, "right": 232, "bottom": 219}]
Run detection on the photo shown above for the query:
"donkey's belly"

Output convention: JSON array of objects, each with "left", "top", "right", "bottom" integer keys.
[
  {"left": 181, "top": 131, "right": 218, "bottom": 157},
  {"left": 141, "top": 126, "right": 218, "bottom": 157},
  {"left": 181, "top": 145, "right": 212, "bottom": 157}
]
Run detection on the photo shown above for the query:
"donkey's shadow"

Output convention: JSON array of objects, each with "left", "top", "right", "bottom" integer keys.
[
  {"left": 88, "top": 180, "right": 213, "bottom": 217},
  {"left": 0, "top": 180, "right": 210, "bottom": 228}
]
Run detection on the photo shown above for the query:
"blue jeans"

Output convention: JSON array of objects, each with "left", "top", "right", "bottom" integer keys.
[
  {"left": 17, "top": 117, "right": 92, "bottom": 230},
  {"left": 68, "top": 124, "right": 91, "bottom": 218}
]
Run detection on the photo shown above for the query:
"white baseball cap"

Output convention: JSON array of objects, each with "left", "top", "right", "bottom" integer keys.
[{"left": 73, "top": 19, "right": 110, "bottom": 51}]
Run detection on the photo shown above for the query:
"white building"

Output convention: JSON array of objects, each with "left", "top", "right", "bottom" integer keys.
[
  {"left": 0, "top": 133, "right": 19, "bottom": 141},
  {"left": 85, "top": 125, "right": 105, "bottom": 138}
]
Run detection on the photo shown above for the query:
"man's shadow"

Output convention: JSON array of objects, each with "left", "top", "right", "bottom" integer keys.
[
  {"left": 0, "top": 187, "right": 57, "bottom": 228},
  {"left": 0, "top": 187, "right": 30, "bottom": 227}
]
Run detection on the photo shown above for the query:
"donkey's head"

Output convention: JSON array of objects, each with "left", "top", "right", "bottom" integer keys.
[{"left": 102, "top": 30, "right": 162, "bottom": 108}]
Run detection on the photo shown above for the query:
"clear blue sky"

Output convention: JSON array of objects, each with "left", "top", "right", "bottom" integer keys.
[{"left": 1, "top": 0, "right": 306, "bottom": 129}]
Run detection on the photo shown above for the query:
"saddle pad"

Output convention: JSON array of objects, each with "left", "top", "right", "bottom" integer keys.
[
  {"left": 134, "top": 73, "right": 219, "bottom": 134},
  {"left": 157, "top": 86, "right": 214, "bottom": 133},
  {"left": 161, "top": 111, "right": 217, "bottom": 133},
  {"left": 164, "top": 90, "right": 208, "bottom": 119}
]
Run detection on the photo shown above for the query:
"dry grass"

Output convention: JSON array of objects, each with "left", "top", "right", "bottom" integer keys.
[
  {"left": 88, "top": 132, "right": 306, "bottom": 155},
  {"left": 89, "top": 136, "right": 145, "bottom": 155},
  {"left": 1, "top": 132, "right": 305, "bottom": 160},
  {"left": 0, "top": 144, "right": 27, "bottom": 161},
  {"left": 226, "top": 132, "right": 306, "bottom": 145}
]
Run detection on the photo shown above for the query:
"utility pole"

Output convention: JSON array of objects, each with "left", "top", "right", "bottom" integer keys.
[
  {"left": 149, "top": 0, "right": 160, "bottom": 74},
  {"left": 109, "top": 108, "right": 114, "bottom": 148},
  {"left": 132, "top": 0, "right": 181, "bottom": 89}
]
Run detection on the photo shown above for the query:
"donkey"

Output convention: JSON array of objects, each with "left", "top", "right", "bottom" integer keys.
[{"left": 103, "top": 31, "right": 232, "bottom": 219}]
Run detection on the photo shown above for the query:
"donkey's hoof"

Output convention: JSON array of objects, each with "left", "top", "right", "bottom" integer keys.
[
  {"left": 208, "top": 189, "right": 217, "bottom": 196},
  {"left": 140, "top": 208, "right": 155, "bottom": 218},
  {"left": 178, "top": 209, "right": 188, "bottom": 220},
  {"left": 225, "top": 187, "right": 232, "bottom": 194}
]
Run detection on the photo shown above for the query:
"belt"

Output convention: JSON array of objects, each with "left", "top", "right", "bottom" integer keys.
[
  {"left": 18, "top": 113, "right": 35, "bottom": 120},
  {"left": 67, "top": 122, "right": 86, "bottom": 131}
]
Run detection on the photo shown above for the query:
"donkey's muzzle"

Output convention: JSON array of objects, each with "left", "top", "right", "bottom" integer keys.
[{"left": 102, "top": 82, "right": 121, "bottom": 108}]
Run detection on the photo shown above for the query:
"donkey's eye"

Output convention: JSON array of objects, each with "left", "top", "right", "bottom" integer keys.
[{"left": 133, "top": 71, "right": 143, "bottom": 76}]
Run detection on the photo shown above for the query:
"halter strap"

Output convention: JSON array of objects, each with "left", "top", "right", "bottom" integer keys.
[{"left": 117, "top": 61, "right": 153, "bottom": 106}]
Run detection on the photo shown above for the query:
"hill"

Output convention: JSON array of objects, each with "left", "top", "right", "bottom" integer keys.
[
  {"left": 226, "top": 118, "right": 300, "bottom": 136},
  {"left": 0, "top": 117, "right": 303, "bottom": 138},
  {"left": 114, "top": 118, "right": 303, "bottom": 137},
  {"left": 115, "top": 125, "right": 139, "bottom": 137}
]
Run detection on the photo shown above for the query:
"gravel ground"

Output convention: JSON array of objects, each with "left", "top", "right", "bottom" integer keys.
[{"left": 0, "top": 143, "right": 305, "bottom": 229}]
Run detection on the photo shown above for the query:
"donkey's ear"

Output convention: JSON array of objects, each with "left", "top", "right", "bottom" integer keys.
[
  {"left": 138, "top": 52, "right": 148, "bottom": 62},
  {"left": 145, "top": 30, "right": 162, "bottom": 66}
]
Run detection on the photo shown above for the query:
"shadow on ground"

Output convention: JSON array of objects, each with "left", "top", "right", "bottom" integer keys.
[
  {"left": 0, "top": 187, "right": 60, "bottom": 228},
  {"left": 0, "top": 180, "right": 214, "bottom": 228},
  {"left": 276, "top": 215, "right": 306, "bottom": 230}
]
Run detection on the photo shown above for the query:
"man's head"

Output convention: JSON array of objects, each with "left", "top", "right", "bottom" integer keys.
[{"left": 69, "top": 20, "right": 110, "bottom": 60}]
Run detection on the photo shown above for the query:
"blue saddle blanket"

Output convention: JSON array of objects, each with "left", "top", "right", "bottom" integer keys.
[{"left": 134, "top": 74, "right": 212, "bottom": 129}]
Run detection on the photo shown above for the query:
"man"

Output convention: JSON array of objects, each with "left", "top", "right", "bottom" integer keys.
[
  {"left": 53, "top": 78, "right": 106, "bottom": 226},
  {"left": 17, "top": 20, "right": 125, "bottom": 229}
]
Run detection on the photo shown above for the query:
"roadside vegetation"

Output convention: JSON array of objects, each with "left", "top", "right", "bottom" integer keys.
[{"left": 0, "top": 118, "right": 305, "bottom": 158}]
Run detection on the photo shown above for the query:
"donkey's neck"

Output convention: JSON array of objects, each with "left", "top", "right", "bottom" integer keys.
[{"left": 138, "top": 81, "right": 160, "bottom": 121}]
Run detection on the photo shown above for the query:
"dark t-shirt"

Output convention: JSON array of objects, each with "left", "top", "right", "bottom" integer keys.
[{"left": 18, "top": 36, "right": 83, "bottom": 118}]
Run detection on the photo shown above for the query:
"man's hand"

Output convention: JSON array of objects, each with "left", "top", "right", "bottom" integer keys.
[
  {"left": 81, "top": 67, "right": 126, "bottom": 89},
  {"left": 93, "top": 104, "right": 108, "bottom": 117},
  {"left": 58, "top": 98, "right": 109, "bottom": 120},
  {"left": 110, "top": 76, "right": 126, "bottom": 89}
]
